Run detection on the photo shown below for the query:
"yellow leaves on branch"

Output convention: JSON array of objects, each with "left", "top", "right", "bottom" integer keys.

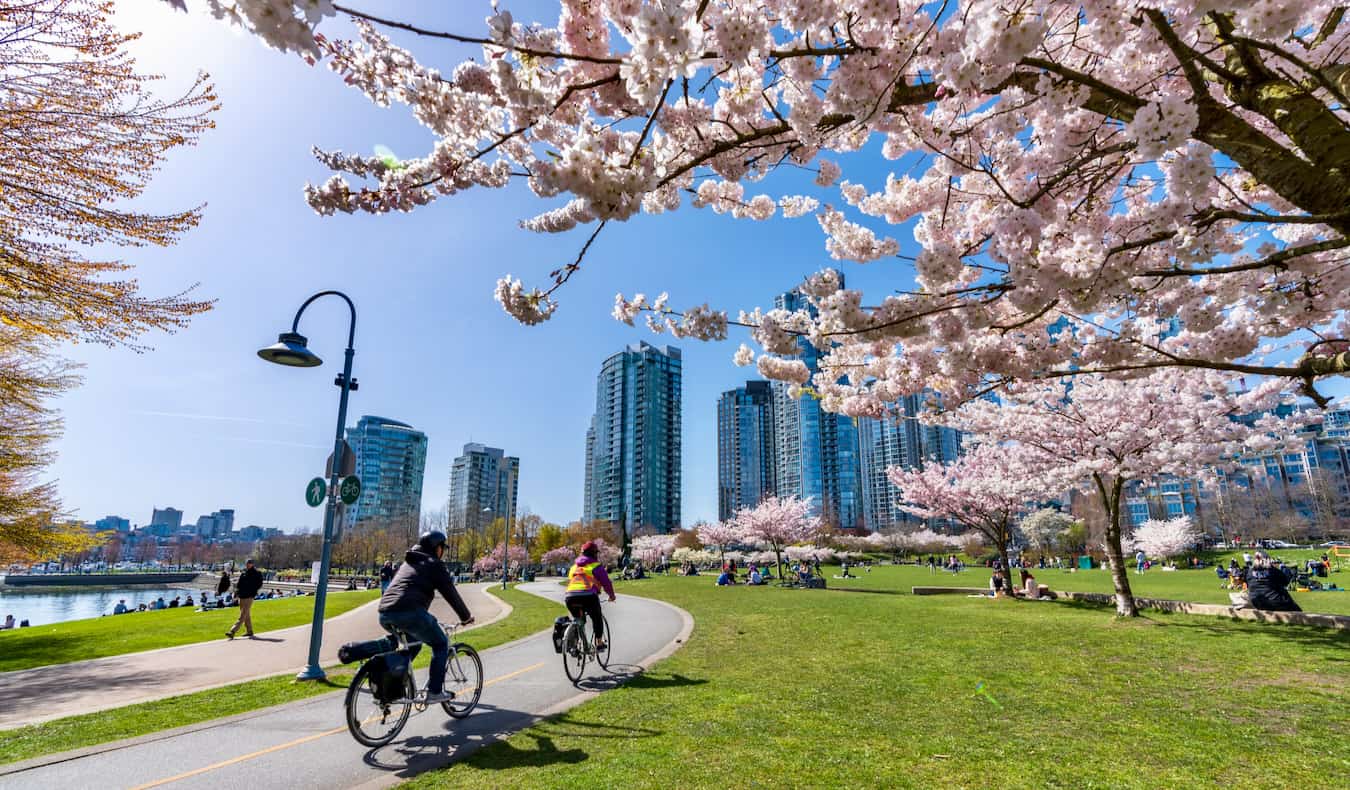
[
  {"left": 1, "top": 0, "right": 217, "bottom": 557},
  {"left": 1, "top": 0, "right": 219, "bottom": 346}
]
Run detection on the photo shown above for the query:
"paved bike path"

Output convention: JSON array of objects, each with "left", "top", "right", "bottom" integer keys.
[
  {"left": 0, "top": 584, "right": 509, "bottom": 730},
  {"left": 0, "top": 583, "right": 692, "bottom": 790}
]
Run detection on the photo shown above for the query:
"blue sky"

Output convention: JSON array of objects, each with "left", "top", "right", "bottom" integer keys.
[{"left": 50, "top": 1, "right": 909, "bottom": 532}]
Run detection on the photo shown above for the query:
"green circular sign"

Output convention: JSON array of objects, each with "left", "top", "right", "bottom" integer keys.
[
  {"left": 305, "top": 477, "right": 326, "bottom": 508},
  {"left": 339, "top": 476, "right": 362, "bottom": 505}
]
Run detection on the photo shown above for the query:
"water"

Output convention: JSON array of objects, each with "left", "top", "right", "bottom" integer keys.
[{"left": 0, "top": 586, "right": 199, "bottom": 627}]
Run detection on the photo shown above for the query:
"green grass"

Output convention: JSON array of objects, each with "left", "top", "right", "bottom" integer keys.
[
  {"left": 824, "top": 561, "right": 1350, "bottom": 614},
  {"left": 0, "top": 590, "right": 381, "bottom": 673},
  {"left": 408, "top": 576, "right": 1350, "bottom": 790},
  {"left": 0, "top": 585, "right": 558, "bottom": 765}
]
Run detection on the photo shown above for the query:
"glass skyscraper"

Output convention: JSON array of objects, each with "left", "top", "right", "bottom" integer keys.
[
  {"left": 583, "top": 342, "right": 682, "bottom": 534},
  {"left": 717, "top": 381, "right": 776, "bottom": 521},
  {"left": 858, "top": 393, "right": 964, "bottom": 532},
  {"left": 346, "top": 415, "right": 428, "bottom": 531},
  {"left": 770, "top": 276, "right": 863, "bottom": 530},
  {"left": 448, "top": 443, "right": 519, "bottom": 535}
]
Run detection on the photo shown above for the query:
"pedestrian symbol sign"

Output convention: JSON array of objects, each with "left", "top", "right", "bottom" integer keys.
[
  {"left": 340, "top": 476, "right": 361, "bottom": 505},
  {"left": 305, "top": 477, "right": 326, "bottom": 507}
]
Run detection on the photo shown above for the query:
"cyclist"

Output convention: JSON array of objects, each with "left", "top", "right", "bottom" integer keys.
[
  {"left": 378, "top": 531, "right": 474, "bottom": 703},
  {"left": 565, "top": 541, "right": 616, "bottom": 650}
]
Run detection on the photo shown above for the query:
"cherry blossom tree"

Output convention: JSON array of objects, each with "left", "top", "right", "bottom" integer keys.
[
  {"left": 185, "top": 1, "right": 1350, "bottom": 408},
  {"left": 473, "top": 542, "right": 530, "bottom": 575},
  {"left": 1130, "top": 516, "right": 1202, "bottom": 560},
  {"left": 890, "top": 443, "right": 1050, "bottom": 575},
  {"left": 865, "top": 529, "right": 911, "bottom": 563},
  {"left": 948, "top": 370, "right": 1309, "bottom": 615},
  {"left": 695, "top": 520, "right": 742, "bottom": 566},
  {"left": 732, "top": 495, "right": 822, "bottom": 581},
  {"left": 631, "top": 533, "right": 676, "bottom": 566},
  {"left": 540, "top": 545, "right": 575, "bottom": 570},
  {"left": 1020, "top": 509, "right": 1076, "bottom": 554}
]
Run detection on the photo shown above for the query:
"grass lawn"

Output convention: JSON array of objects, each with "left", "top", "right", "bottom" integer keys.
[
  {"left": 0, "top": 590, "right": 381, "bottom": 673},
  {"left": 408, "top": 575, "right": 1350, "bottom": 790},
  {"left": 0, "top": 585, "right": 559, "bottom": 765},
  {"left": 826, "top": 561, "right": 1350, "bottom": 615}
]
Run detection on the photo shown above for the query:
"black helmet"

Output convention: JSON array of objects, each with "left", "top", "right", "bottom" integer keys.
[{"left": 417, "top": 531, "right": 448, "bottom": 553}]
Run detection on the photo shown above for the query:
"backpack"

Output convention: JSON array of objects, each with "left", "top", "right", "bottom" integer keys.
[{"left": 364, "top": 651, "right": 411, "bottom": 704}]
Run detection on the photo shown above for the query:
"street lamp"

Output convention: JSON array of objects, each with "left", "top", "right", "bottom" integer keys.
[{"left": 257, "top": 290, "right": 357, "bottom": 682}]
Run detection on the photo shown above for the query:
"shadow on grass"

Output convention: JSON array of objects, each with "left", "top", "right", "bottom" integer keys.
[
  {"left": 828, "top": 587, "right": 907, "bottom": 596},
  {"left": 573, "top": 667, "right": 708, "bottom": 693},
  {"left": 465, "top": 733, "right": 588, "bottom": 769}
]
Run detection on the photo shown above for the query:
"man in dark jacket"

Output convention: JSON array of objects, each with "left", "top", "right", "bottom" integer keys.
[
  {"left": 379, "top": 532, "right": 473, "bottom": 702},
  {"left": 1246, "top": 551, "right": 1301, "bottom": 612},
  {"left": 226, "top": 559, "right": 265, "bottom": 639},
  {"left": 379, "top": 561, "right": 395, "bottom": 592}
]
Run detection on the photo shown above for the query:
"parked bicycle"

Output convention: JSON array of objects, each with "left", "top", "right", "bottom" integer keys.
[
  {"left": 558, "top": 603, "right": 612, "bottom": 683},
  {"left": 342, "top": 621, "right": 483, "bottom": 747}
]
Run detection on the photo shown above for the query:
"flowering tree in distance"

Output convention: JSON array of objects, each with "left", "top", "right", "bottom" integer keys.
[
  {"left": 696, "top": 520, "right": 742, "bottom": 566},
  {"left": 540, "top": 545, "right": 575, "bottom": 570},
  {"left": 473, "top": 543, "right": 530, "bottom": 575},
  {"left": 1130, "top": 517, "right": 1202, "bottom": 561},
  {"left": 890, "top": 443, "right": 1049, "bottom": 575},
  {"left": 1020, "top": 509, "right": 1076, "bottom": 555},
  {"left": 631, "top": 533, "right": 676, "bottom": 566},
  {"left": 733, "top": 496, "right": 821, "bottom": 581},
  {"left": 949, "top": 371, "right": 1306, "bottom": 616},
  {"left": 186, "top": 2, "right": 1350, "bottom": 406}
]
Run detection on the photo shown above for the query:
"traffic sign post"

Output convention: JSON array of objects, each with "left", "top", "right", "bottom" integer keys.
[
  {"left": 305, "top": 478, "right": 327, "bottom": 508},
  {"left": 326, "top": 440, "right": 356, "bottom": 478}
]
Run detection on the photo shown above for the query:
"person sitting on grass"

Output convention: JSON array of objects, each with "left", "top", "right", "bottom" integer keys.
[
  {"left": 990, "top": 569, "right": 1008, "bottom": 597},
  {"left": 748, "top": 567, "right": 764, "bottom": 585},
  {"left": 113, "top": 599, "right": 128, "bottom": 615},
  {"left": 1019, "top": 568, "right": 1038, "bottom": 598},
  {"left": 839, "top": 562, "right": 855, "bottom": 578},
  {"left": 716, "top": 569, "right": 735, "bottom": 586},
  {"left": 1247, "top": 551, "right": 1301, "bottom": 612}
]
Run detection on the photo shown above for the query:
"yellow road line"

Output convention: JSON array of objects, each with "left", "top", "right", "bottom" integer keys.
[{"left": 130, "top": 661, "right": 548, "bottom": 790}]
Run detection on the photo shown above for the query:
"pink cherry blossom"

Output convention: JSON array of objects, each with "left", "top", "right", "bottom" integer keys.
[{"left": 192, "top": 1, "right": 1350, "bottom": 403}]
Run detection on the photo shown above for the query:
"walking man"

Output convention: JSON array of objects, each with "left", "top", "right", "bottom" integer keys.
[
  {"left": 379, "top": 560, "right": 395, "bottom": 592},
  {"left": 226, "top": 559, "right": 264, "bottom": 639}
]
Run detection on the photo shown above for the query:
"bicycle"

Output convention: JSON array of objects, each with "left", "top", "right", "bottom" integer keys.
[
  {"left": 560, "top": 604, "right": 612, "bottom": 683},
  {"left": 344, "top": 621, "right": 484, "bottom": 747}
]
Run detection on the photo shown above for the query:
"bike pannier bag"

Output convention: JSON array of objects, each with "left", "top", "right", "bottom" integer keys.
[
  {"left": 365, "top": 651, "right": 411, "bottom": 704},
  {"left": 552, "top": 616, "right": 570, "bottom": 654},
  {"left": 338, "top": 635, "right": 396, "bottom": 665}
]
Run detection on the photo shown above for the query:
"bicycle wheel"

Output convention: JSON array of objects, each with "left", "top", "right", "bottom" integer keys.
[
  {"left": 441, "top": 643, "right": 484, "bottom": 718},
  {"left": 345, "top": 662, "right": 414, "bottom": 747},
  {"left": 562, "top": 620, "right": 587, "bottom": 683},
  {"left": 595, "top": 613, "right": 612, "bottom": 669}
]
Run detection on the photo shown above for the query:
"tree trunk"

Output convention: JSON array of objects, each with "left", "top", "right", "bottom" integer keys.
[{"left": 1098, "top": 475, "right": 1138, "bottom": 617}]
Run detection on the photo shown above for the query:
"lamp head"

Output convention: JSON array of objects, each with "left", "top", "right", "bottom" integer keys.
[{"left": 257, "top": 332, "right": 322, "bottom": 367}]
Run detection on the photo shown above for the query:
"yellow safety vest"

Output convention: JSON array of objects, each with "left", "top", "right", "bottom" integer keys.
[{"left": 566, "top": 561, "right": 601, "bottom": 594}]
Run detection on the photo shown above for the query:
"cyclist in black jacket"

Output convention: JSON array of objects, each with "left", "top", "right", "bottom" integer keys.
[{"left": 378, "top": 532, "right": 473, "bottom": 702}]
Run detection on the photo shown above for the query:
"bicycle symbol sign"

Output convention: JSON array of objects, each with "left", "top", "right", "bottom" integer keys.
[
  {"left": 305, "top": 477, "right": 326, "bottom": 508},
  {"left": 339, "top": 476, "right": 362, "bottom": 505}
]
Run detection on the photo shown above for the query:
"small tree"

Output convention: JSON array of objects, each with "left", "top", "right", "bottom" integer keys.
[
  {"left": 631, "top": 534, "right": 676, "bottom": 567},
  {"left": 890, "top": 444, "right": 1049, "bottom": 574},
  {"left": 732, "top": 496, "right": 822, "bottom": 582},
  {"left": 696, "top": 521, "right": 742, "bottom": 567},
  {"left": 473, "top": 543, "right": 529, "bottom": 576},
  {"left": 1129, "top": 517, "right": 1201, "bottom": 561},
  {"left": 1021, "top": 509, "right": 1075, "bottom": 555},
  {"left": 540, "top": 546, "right": 575, "bottom": 572}
]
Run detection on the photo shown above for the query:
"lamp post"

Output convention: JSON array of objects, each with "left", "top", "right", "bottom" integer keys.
[{"left": 257, "top": 290, "right": 357, "bottom": 682}]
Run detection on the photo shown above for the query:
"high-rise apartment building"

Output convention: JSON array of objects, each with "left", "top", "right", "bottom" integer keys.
[
  {"left": 583, "top": 342, "right": 682, "bottom": 534},
  {"left": 94, "top": 515, "right": 131, "bottom": 533},
  {"left": 448, "top": 443, "right": 520, "bottom": 536},
  {"left": 717, "top": 381, "right": 777, "bottom": 521},
  {"left": 146, "top": 507, "right": 183, "bottom": 537},
  {"left": 195, "top": 508, "right": 235, "bottom": 538},
  {"left": 858, "top": 393, "right": 964, "bottom": 532},
  {"left": 770, "top": 277, "right": 863, "bottom": 530},
  {"left": 346, "top": 415, "right": 428, "bottom": 531}
]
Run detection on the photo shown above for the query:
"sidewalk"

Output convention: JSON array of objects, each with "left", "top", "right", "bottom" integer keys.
[{"left": 0, "top": 584, "right": 508, "bottom": 730}]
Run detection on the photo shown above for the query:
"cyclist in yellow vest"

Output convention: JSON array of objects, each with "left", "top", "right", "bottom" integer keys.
[{"left": 565, "top": 541, "right": 616, "bottom": 650}]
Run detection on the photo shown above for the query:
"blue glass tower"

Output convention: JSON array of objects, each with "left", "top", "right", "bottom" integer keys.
[
  {"left": 346, "top": 415, "right": 428, "bottom": 532},
  {"left": 717, "top": 381, "right": 777, "bottom": 520},
  {"left": 583, "top": 343, "right": 682, "bottom": 534}
]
